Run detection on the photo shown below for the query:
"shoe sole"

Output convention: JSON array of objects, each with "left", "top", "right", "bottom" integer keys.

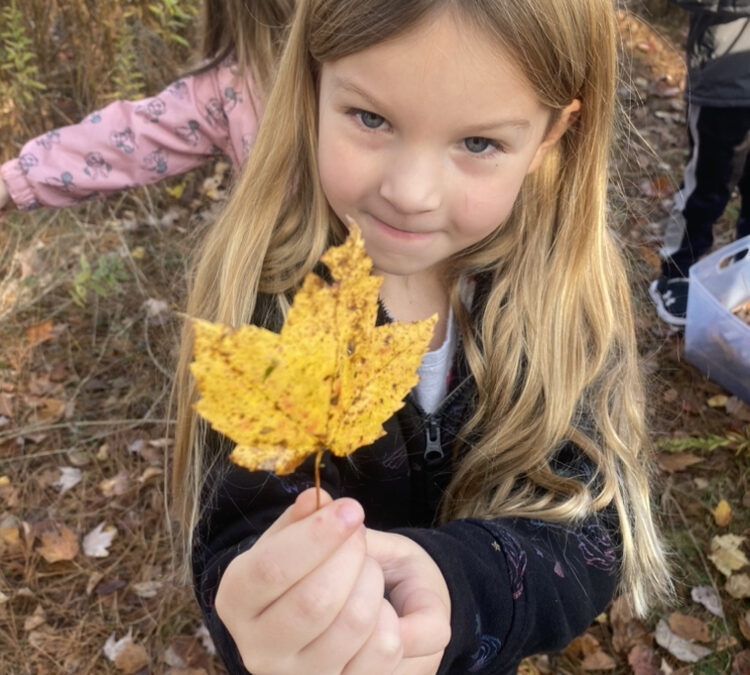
[{"left": 648, "top": 280, "right": 687, "bottom": 328}]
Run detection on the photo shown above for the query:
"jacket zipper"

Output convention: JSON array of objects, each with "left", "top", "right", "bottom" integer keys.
[
  {"left": 412, "top": 374, "right": 471, "bottom": 466},
  {"left": 424, "top": 417, "right": 444, "bottom": 465}
]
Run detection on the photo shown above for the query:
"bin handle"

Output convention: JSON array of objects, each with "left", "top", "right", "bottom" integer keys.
[{"left": 694, "top": 235, "right": 750, "bottom": 275}]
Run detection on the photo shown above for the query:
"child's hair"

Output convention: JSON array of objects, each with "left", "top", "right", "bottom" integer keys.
[
  {"left": 173, "top": 0, "right": 672, "bottom": 616},
  {"left": 194, "top": 0, "right": 295, "bottom": 96}
]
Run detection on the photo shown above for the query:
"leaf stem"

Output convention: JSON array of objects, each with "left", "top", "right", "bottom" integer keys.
[{"left": 314, "top": 450, "right": 323, "bottom": 510}]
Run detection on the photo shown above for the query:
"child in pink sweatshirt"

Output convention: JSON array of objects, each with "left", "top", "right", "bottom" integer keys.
[
  {"left": 0, "top": 0, "right": 293, "bottom": 215},
  {"left": 1, "top": 59, "right": 261, "bottom": 212}
]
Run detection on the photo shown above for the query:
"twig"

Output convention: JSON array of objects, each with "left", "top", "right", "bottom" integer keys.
[
  {"left": 0, "top": 418, "right": 173, "bottom": 443},
  {"left": 143, "top": 317, "right": 173, "bottom": 380},
  {"left": 315, "top": 450, "right": 323, "bottom": 509}
]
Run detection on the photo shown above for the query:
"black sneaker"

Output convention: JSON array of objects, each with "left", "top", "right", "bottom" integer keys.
[{"left": 649, "top": 276, "right": 688, "bottom": 327}]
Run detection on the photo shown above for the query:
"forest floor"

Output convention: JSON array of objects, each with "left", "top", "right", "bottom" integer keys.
[{"left": 1, "top": 2, "right": 749, "bottom": 674}]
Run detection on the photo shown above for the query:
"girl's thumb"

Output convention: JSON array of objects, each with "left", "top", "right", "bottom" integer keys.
[{"left": 264, "top": 487, "right": 333, "bottom": 537}]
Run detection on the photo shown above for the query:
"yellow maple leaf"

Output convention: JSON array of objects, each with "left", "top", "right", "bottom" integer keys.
[{"left": 190, "top": 224, "right": 436, "bottom": 478}]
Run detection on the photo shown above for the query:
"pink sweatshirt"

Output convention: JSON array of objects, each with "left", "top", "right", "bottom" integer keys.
[{"left": 1, "top": 59, "right": 263, "bottom": 210}]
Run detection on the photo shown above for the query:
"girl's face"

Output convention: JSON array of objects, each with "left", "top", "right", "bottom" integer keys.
[{"left": 317, "top": 9, "right": 579, "bottom": 283}]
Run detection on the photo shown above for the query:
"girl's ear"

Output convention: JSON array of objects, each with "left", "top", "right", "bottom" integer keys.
[{"left": 526, "top": 99, "right": 581, "bottom": 174}]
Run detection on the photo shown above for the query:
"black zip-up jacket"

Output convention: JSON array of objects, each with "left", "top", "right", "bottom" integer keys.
[
  {"left": 671, "top": 0, "right": 750, "bottom": 106},
  {"left": 192, "top": 286, "right": 621, "bottom": 674}
]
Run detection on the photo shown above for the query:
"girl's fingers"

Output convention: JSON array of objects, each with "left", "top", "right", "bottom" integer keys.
[
  {"left": 262, "top": 487, "right": 333, "bottom": 538},
  {"left": 252, "top": 523, "right": 368, "bottom": 654},
  {"left": 298, "top": 555, "right": 385, "bottom": 667},
  {"left": 393, "top": 652, "right": 445, "bottom": 675},
  {"left": 216, "top": 497, "right": 364, "bottom": 621},
  {"left": 341, "top": 597, "right": 404, "bottom": 675},
  {"left": 365, "top": 529, "right": 451, "bottom": 658},
  {"left": 390, "top": 586, "right": 451, "bottom": 658}
]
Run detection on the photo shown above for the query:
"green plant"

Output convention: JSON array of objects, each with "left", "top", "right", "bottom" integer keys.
[
  {"left": 71, "top": 252, "right": 129, "bottom": 306},
  {"left": 657, "top": 429, "right": 750, "bottom": 455},
  {"left": 0, "top": 0, "right": 46, "bottom": 108},
  {"left": 148, "top": 0, "right": 199, "bottom": 49}
]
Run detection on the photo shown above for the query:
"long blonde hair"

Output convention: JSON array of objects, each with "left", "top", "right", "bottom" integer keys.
[
  {"left": 192, "top": 0, "right": 295, "bottom": 97},
  {"left": 173, "top": 0, "right": 671, "bottom": 615}
]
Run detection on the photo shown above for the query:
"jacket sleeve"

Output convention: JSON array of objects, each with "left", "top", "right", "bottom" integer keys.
[
  {"left": 0, "top": 62, "right": 261, "bottom": 210},
  {"left": 669, "top": 0, "right": 750, "bottom": 14},
  {"left": 397, "top": 508, "right": 620, "bottom": 674}
]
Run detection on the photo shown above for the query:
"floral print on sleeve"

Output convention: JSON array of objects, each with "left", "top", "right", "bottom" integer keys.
[{"left": 1, "top": 58, "right": 262, "bottom": 210}]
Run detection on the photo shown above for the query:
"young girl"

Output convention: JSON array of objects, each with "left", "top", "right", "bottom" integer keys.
[
  {"left": 174, "top": 0, "right": 672, "bottom": 673},
  {"left": 0, "top": 0, "right": 293, "bottom": 215}
]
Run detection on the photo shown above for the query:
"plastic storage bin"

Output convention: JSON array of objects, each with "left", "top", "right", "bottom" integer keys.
[{"left": 685, "top": 234, "right": 750, "bottom": 403}]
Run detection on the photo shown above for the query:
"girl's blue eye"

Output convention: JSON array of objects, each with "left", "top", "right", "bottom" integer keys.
[
  {"left": 464, "top": 136, "right": 493, "bottom": 153},
  {"left": 357, "top": 110, "right": 386, "bottom": 129}
]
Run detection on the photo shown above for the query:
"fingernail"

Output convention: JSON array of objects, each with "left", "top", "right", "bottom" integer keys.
[{"left": 336, "top": 501, "right": 362, "bottom": 527}]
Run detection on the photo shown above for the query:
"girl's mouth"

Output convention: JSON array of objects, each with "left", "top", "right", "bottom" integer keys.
[{"left": 369, "top": 214, "right": 435, "bottom": 242}]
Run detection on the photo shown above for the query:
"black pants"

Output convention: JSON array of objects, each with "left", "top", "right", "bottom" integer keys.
[{"left": 661, "top": 104, "right": 750, "bottom": 278}]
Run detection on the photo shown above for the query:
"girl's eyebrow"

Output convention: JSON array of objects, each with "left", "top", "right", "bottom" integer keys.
[
  {"left": 330, "top": 75, "right": 385, "bottom": 110},
  {"left": 331, "top": 74, "right": 531, "bottom": 133}
]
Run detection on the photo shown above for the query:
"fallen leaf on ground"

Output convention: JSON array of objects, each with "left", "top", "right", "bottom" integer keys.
[
  {"left": 726, "top": 397, "right": 750, "bottom": 422},
  {"left": 191, "top": 224, "right": 436, "bottom": 476},
  {"left": 691, "top": 585, "right": 724, "bottom": 617},
  {"left": 582, "top": 650, "right": 616, "bottom": 671},
  {"left": 194, "top": 625, "right": 216, "bottom": 656},
  {"left": 86, "top": 571, "right": 105, "bottom": 596},
  {"left": 103, "top": 631, "right": 150, "bottom": 674},
  {"left": 131, "top": 581, "right": 162, "bottom": 599},
  {"left": 83, "top": 522, "right": 117, "bottom": 558},
  {"left": 668, "top": 613, "right": 711, "bottom": 643},
  {"left": 717, "top": 635, "right": 738, "bottom": 651},
  {"left": 739, "top": 611, "right": 750, "bottom": 641},
  {"left": 99, "top": 471, "right": 130, "bottom": 497},
  {"left": 143, "top": 298, "right": 170, "bottom": 326},
  {"left": 627, "top": 644, "right": 661, "bottom": 675},
  {"left": 138, "top": 466, "right": 163, "bottom": 483},
  {"left": 26, "top": 320, "right": 59, "bottom": 347},
  {"left": 708, "top": 534, "right": 749, "bottom": 577},
  {"left": 656, "top": 452, "right": 703, "bottom": 472},
  {"left": 726, "top": 573, "right": 750, "bottom": 599},
  {"left": 707, "top": 394, "right": 729, "bottom": 408},
  {"left": 53, "top": 466, "right": 82, "bottom": 494},
  {"left": 36, "top": 525, "right": 79, "bottom": 563},
  {"left": 654, "top": 619, "right": 713, "bottom": 663},
  {"left": 610, "top": 594, "right": 650, "bottom": 653},
  {"left": 733, "top": 650, "right": 750, "bottom": 675},
  {"left": 663, "top": 388, "right": 678, "bottom": 403},
  {"left": 24, "top": 605, "right": 46, "bottom": 631},
  {"left": 713, "top": 499, "right": 732, "bottom": 527},
  {"left": 163, "top": 637, "right": 207, "bottom": 669},
  {"left": 35, "top": 397, "right": 67, "bottom": 422}
]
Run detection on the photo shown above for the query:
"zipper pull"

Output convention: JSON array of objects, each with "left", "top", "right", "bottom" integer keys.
[{"left": 424, "top": 418, "right": 444, "bottom": 465}]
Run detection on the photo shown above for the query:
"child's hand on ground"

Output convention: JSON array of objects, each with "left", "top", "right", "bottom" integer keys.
[
  {"left": 366, "top": 529, "right": 451, "bottom": 675},
  {"left": 215, "top": 488, "right": 405, "bottom": 675},
  {"left": 0, "top": 179, "right": 10, "bottom": 214}
]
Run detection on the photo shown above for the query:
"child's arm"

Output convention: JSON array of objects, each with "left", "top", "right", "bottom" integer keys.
[
  {"left": 0, "top": 60, "right": 261, "bottom": 211},
  {"left": 0, "top": 178, "right": 10, "bottom": 214},
  {"left": 395, "top": 448, "right": 621, "bottom": 673},
  {"left": 669, "top": 0, "right": 750, "bottom": 14},
  {"left": 195, "top": 442, "right": 616, "bottom": 674}
]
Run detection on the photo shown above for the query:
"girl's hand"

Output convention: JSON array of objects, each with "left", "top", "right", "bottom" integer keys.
[
  {"left": 0, "top": 179, "right": 10, "bottom": 214},
  {"left": 366, "top": 529, "right": 452, "bottom": 675},
  {"left": 215, "top": 488, "right": 404, "bottom": 675}
]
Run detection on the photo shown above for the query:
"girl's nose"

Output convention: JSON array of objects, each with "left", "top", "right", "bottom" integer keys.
[{"left": 379, "top": 150, "right": 442, "bottom": 214}]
